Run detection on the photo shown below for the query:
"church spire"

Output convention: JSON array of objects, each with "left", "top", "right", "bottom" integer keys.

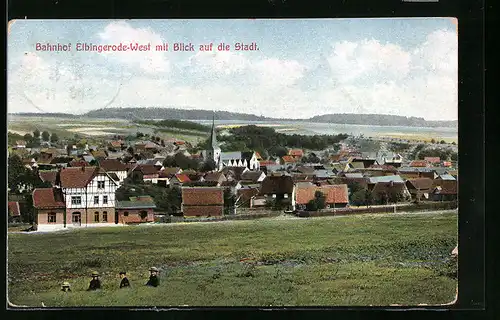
[{"left": 209, "top": 111, "right": 219, "bottom": 149}]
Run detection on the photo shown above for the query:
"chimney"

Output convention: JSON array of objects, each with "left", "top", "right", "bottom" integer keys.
[{"left": 82, "top": 166, "right": 86, "bottom": 172}]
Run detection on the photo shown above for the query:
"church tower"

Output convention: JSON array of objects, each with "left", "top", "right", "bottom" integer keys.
[{"left": 205, "top": 113, "right": 221, "bottom": 167}]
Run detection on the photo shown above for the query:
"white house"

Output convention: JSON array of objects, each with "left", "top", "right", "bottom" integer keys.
[{"left": 59, "top": 166, "right": 119, "bottom": 229}]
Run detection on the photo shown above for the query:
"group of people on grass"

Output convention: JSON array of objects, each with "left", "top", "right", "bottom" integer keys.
[{"left": 60, "top": 267, "right": 160, "bottom": 292}]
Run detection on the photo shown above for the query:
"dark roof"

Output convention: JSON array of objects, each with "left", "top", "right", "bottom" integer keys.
[
  {"left": 240, "top": 171, "right": 265, "bottom": 182},
  {"left": 99, "top": 159, "right": 127, "bottom": 172},
  {"left": 406, "top": 178, "right": 434, "bottom": 191},
  {"left": 116, "top": 196, "right": 156, "bottom": 209},
  {"left": 32, "top": 188, "right": 65, "bottom": 209},
  {"left": 204, "top": 172, "right": 227, "bottom": 182},
  {"left": 8, "top": 201, "right": 21, "bottom": 216},
  {"left": 260, "top": 175, "right": 294, "bottom": 195},
  {"left": 371, "top": 182, "right": 407, "bottom": 195},
  {"left": 69, "top": 160, "right": 90, "bottom": 167},
  {"left": 108, "top": 173, "right": 120, "bottom": 181},
  {"left": 182, "top": 187, "right": 224, "bottom": 206},
  {"left": 50, "top": 156, "right": 74, "bottom": 165},
  {"left": 162, "top": 167, "right": 182, "bottom": 176},
  {"left": 432, "top": 180, "right": 458, "bottom": 195},
  {"left": 294, "top": 166, "right": 316, "bottom": 174},
  {"left": 136, "top": 164, "right": 160, "bottom": 175},
  {"left": 220, "top": 167, "right": 248, "bottom": 180},
  {"left": 39, "top": 170, "right": 59, "bottom": 185}
]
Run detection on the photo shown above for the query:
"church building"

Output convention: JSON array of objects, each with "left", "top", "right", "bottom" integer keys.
[{"left": 201, "top": 114, "right": 260, "bottom": 171}]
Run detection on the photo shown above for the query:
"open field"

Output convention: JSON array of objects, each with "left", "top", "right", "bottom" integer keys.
[
  {"left": 8, "top": 211, "right": 457, "bottom": 307},
  {"left": 7, "top": 116, "right": 204, "bottom": 144},
  {"left": 374, "top": 133, "right": 458, "bottom": 144}
]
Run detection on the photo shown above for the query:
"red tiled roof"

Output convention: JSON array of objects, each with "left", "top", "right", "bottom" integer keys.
[
  {"left": 282, "top": 155, "right": 298, "bottom": 163},
  {"left": 409, "top": 160, "right": 429, "bottom": 167},
  {"left": 32, "top": 188, "right": 65, "bottom": 209},
  {"left": 99, "top": 159, "right": 128, "bottom": 172},
  {"left": 443, "top": 161, "right": 452, "bottom": 167},
  {"left": 59, "top": 166, "right": 99, "bottom": 188},
  {"left": 110, "top": 140, "right": 123, "bottom": 147},
  {"left": 8, "top": 201, "right": 21, "bottom": 216},
  {"left": 182, "top": 187, "right": 224, "bottom": 206},
  {"left": 295, "top": 184, "right": 349, "bottom": 205},
  {"left": 39, "top": 170, "right": 58, "bottom": 185},
  {"left": 288, "top": 149, "right": 304, "bottom": 157},
  {"left": 255, "top": 152, "right": 262, "bottom": 160},
  {"left": 183, "top": 206, "right": 224, "bottom": 217},
  {"left": 424, "top": 157, "right": 441, "bottom": 164},
  {"left": 259, "top": 160, "right": 277, "bottom": 166},
  {"left": 175, "top": 174, "right": 191, "bottom": 183}
]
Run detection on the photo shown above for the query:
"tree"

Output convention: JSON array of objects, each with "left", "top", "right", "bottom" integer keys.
[
  {"left": 33, "top": 129, "right": 40, "bottom": 139},
  {"left": 50, "top": 133, "right": 59, "bottom": 143},
  {"left": 8, "top": 155, "right": 26, "bottom": 193},
  {"left": 127, "top": 146, "right": 134, "bottom": 155},
  {"left": 440, "top": 140, "right": 446, "bottom": 144},
  {"left": 224, "top": 188, "right": 236, "bottom": 215},
  {"left": 41, "top": 131, "right": 50, "bottom": 142},
  {"left": 201, "top": 159, "right": 217, "bottom": 172},
  {"left": 350, "top": 189, "right": 367, "bottom": 206},
  {"left": 430, "top": 138, "right": 436, "bottom": 144},
  {"left": 307, "top": 191, "right": 326, "bottom": 211},
  {"left": 23, "top": 133, "right": 33, "bottom": 142}
]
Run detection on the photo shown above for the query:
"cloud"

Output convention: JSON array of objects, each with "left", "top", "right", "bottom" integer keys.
[
  {"left": 189, "top": 50, "right": 249, "bottom": 75},
  {"left": 327, "top": 39, "right": 412, "bottom": 84},
  {"left": 8, "top": 26, "right": 458, "bottom": 121},
  {"left": 97, "top": 21, "right": 170, "bottom": 73}
]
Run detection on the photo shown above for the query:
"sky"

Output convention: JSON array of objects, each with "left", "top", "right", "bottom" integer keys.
[{"left": 7, "top": 19, "right": 458, "bottom": 120}]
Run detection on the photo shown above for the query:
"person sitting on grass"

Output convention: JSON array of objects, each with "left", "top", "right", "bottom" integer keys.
[
  {"left": 87, "top": 271, "right": 101, "bottom": 291},
  {"left": 119, "top": 271, "right": 130, "bottom": 288},
  {"left": 146, "top": 267, "right": 159, "bottom": 287},
  {"left": 61, "top": 282, "right": 71, "bottom": 292}
]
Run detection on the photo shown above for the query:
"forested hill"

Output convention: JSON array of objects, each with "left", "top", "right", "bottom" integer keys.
[
  {"left": 308, "top": 114, "right": 458, "bottom": 128},
  {"left": 9, "top": 108, "right": 458, "bottom": 128},
  {"left": 85, "top": 108, "right": 270, "bottom": 121}
]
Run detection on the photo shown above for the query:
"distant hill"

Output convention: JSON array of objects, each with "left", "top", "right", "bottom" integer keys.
[
  {"left": 8, "top": 108, "right": 458, "bottom": 128},
  {"left": 85, "top": 107, "right": 270, "bottom": 121},
  {"left": 308, "top": 114, "right": 458, "bottom": 128}
]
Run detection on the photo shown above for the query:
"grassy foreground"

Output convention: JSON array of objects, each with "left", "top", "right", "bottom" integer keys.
[{"left": 7, "top": 211, "right": 458, "bottom": 307}]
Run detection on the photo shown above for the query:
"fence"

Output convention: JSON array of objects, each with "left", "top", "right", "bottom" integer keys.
[{"left": 301, "top": 201, "right": 458, "bottom": 218}]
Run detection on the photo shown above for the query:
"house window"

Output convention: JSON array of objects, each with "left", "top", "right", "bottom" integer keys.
[
  {"left": 102, "top": 211, "right": 107, "bottom": 222},
  {"left": 94, "top": 196, "right": 99, "bottom": 204},
  {"left": 94, "top": 212, "right": 99, "bottom": 222},
  {"left": 48, "top": 213, "right": 57, "bottom": 223},
  {"left": 103, "top": 196, "right": 108, "bottom": 204},
  {"left": 284, "top": 194, "right": 288, "bottom": 199},
  {"left": 124, "top": 212, "right": 129, "bottom": 216},
  {"left": 71, "top": 196, "right": 82, "bottom": 205},
  {"left": 97, "top": 181, "right": 105, "bottom": 189}
]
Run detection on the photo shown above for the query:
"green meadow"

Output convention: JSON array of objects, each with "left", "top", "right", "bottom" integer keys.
[{"left": 7, "top": 211, "right": 458, "bottom": 307}]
